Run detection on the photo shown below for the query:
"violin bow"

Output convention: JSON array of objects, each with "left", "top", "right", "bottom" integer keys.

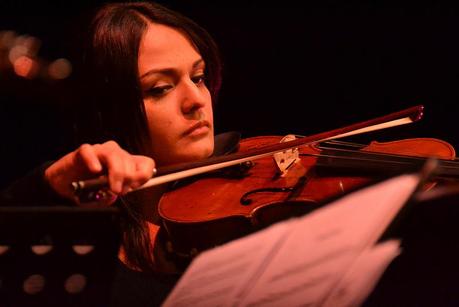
[{"left": 73, "top": 105, "right": 424, "bottom": 200}]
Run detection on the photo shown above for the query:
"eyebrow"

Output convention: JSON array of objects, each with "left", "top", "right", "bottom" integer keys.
[{"left": 139, "top": 58, "right": 205, "bottom": 80}]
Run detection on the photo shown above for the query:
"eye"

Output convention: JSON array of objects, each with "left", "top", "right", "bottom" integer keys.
[
  {"left": 145, "top": 85, "right": 173, "bottom": 98},
  {"left": 191, "top": 74, "right": 206, "bottom": 85}
]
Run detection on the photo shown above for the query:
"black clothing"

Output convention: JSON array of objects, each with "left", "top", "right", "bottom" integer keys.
[{"left": 111, "top": 260, "right": 179, "bottom": 307}]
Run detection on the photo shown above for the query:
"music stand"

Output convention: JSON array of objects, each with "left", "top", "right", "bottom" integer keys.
[{"left": 0, "top": 206, "right": 121, "bottom": 307}]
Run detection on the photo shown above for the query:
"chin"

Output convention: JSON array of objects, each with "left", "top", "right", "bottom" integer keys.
[
  {"left": 186, "top": 135, "right": 214, "bottom": 159},
  {"left": 183, "top": 145, "right": 213, "bottom": 162},
  {"left": 164, "top": 141, "right": 214, "bottom": 165}
]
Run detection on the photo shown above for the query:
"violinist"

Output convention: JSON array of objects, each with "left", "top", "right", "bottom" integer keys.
[
  {"left": 3, "top": 2, "right": 459, "bottom": 307},
  {"left": 1, "top": 1, "right": 222, "bottom": 306}
]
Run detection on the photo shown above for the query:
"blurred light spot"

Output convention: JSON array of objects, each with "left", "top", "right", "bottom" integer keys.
[
  {"left": 13, "top": 55, "right": 39, "bottom": 79},
  {"left": 72, "top": 245, "right": 94, "bottom": 255},
  {"left": 23, "top": 274, "right": 45, "bottom": 294},
  {"left": 48, "top": 58, "right": 72, "bottom": 79},
  {"left": 31, "top": 245, "right": 53, "bottom": 255},
  {"left": 64, "top": 274, "right": 86, "bottom": 294},
  {"left": 8, "top": 45, "right": 27, "bottom": 63},
  {"left": 14, "top": 35, "right": 28, "bottom": 46},
  {"left": 0, "top": 245, "right": 9, "bottom": 255}
]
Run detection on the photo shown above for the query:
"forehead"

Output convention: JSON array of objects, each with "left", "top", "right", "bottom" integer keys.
[{"left": 138, "top": 22, "right": 201, "bottom": 75}]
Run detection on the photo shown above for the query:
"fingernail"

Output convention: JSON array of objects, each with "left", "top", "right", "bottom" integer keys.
[{"left": 113, "top": 182, "right": 122, "bottom": 194}]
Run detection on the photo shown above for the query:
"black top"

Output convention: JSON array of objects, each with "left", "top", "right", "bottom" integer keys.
[{"left": 111, "top": 260, "right": 179, "bottom": 307}]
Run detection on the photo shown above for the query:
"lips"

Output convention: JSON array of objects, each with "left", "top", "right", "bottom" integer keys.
[{"left": 182, "top": 120, "right": 211, "bottom": 136}]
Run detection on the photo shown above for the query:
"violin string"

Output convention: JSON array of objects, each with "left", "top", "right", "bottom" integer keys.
[
  {"left": 317, "top": 142, "right": 459, "bottom": 164},
  {"left": 320, "top": 140, "right": 459, "bottom": 163},
  {"left": 298, "top": 137, "right": 459, "bottom": 163},
  {"left": 318, "top": 147, "right": 459, "bottom": 168},
  {"left": 300, "top": 152, "right": 423, "bottom": 166},
  {"left": 292, "top": 135, "right": 459, "bottom": 172},
  {"left": 320, "top": 140, "right": 367, "bottom": 149},
  {"left": 301, "top": 145, "right": 459, "bottom": 172}
]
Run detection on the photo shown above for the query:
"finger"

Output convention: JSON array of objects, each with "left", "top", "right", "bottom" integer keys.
[
  {"left": 120, "top": 153, "right": 137, "bottom": 195},
  {"left": 97, "top": 143, "right": 126, "bottom": 194},
  {"left": 130, "top": 156, "right": 156, "bottom": 189},
  {"left": 76, "top": 144, "right": 103, "bottom": 174}
]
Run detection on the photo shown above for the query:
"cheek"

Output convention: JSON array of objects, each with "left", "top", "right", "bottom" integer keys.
[
  {"left": 144, "top": 102, "right": 166, "bottom": 138},
  {"left": 146, "top": 110, "right": 174, "bottom": 140},
  {"left": 144, "top": 101, "right": 181, "bottom": 148}
]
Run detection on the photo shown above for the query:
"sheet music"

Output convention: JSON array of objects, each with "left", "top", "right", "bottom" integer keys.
[{"left": 162, "top": 174, "right": 420, "bottom": 307}]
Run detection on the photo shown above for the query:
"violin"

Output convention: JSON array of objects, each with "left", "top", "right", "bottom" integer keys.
[
  {"left": 158, "top": 135, "right": 459, "bottom": 258},
  {"left": 72, "top": 105, "right": 458, "bottom": 257}
]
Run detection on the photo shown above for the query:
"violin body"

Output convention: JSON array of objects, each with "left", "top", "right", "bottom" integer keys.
[{"left": 159, "top": 136, "right": 456, "bottom": 257}]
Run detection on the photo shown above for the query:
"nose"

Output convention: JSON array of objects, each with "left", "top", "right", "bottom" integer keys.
[{"left": 180, "top": 79, "right": 208, "bottom": 115}]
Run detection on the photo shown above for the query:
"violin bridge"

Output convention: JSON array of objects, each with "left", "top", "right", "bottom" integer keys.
[{"left": 273, "top": 134, "right": 301, "bottom": 176}]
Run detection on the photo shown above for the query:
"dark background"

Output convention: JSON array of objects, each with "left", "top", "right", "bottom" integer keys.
[{"left": 2, "top": 0, "right": 459, "bottom": 187}]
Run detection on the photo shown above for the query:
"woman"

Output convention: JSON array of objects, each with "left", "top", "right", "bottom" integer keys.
[{"left": 2, "top": 1, "right": 222, "bottom": 305}]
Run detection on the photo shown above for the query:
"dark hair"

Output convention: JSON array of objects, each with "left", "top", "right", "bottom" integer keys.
[{"left": 75, "top": 1, "right": 222, "bottom": 272}]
